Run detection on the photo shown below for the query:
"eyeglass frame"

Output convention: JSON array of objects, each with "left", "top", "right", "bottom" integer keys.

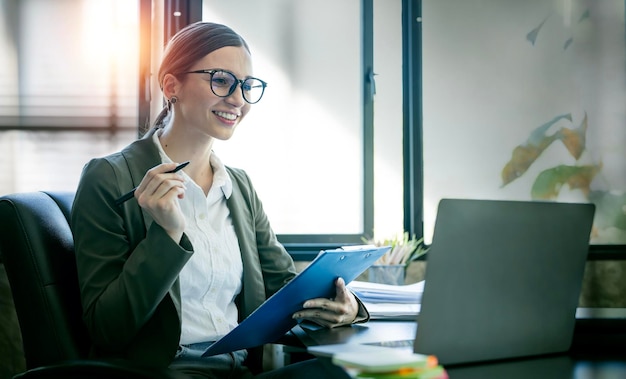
[{"left": 183, "top": 69, "right": 268, "bottom": 104}]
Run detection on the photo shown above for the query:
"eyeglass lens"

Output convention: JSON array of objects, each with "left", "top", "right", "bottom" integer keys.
[{"left": 211, "top": 70, "right": 265, "bottom": 104}]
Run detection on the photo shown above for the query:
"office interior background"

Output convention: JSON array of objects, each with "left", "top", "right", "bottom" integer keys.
[
  {"left": 0, "top": 0, "right": 625, "bottom": 377},
  {"left": 1, "top": 0, "right": 625, "bottom": 313}
]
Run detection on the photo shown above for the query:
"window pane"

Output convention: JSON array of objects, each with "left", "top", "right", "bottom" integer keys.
[
  {"left": 0, "top": 130, "right": 135, "bottom": 195},
  {"left": 0, "top": 0, "right": 138, "bottom": 128},
  {"left": 203, "top": 0, "right": 363, "bottom": 235},
  {"left": 373, "top": 0, "right": 404, "bottom": 239},
  {"left": 422, "top": 0, "right": 626, "bottom": 244},
  {"left": 0, "top": 0, "right": 139, "bottom": 196}
]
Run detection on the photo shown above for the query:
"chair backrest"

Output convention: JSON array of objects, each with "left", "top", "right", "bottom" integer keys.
[{"left": 0, "top": 191, "right": 90, "bottom": 369}]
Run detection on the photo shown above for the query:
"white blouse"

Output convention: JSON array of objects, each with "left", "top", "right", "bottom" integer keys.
[{"left": 153, "top": 131, "right": 243, "bottom": 344}]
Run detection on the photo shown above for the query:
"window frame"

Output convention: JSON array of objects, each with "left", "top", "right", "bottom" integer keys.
[{"left": 402, "top": 0, "right": 424, "bottom": 243}]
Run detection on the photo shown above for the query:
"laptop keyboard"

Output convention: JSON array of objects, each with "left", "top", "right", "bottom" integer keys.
[{"left": 365, "top": 339, "right": 414, "bottom": 349}]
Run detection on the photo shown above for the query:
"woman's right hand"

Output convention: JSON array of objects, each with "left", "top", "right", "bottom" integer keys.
[{"left": 134, "top": 162, "right": 187, "bottom": 242}]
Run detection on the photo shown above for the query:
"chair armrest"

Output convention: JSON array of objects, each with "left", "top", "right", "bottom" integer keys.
[{"left": 13, "top": 359, "right": 192, "bottom": 379}]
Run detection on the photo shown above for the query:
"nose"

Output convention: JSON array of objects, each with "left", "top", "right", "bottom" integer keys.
[{"left": 225, "top": 82, "right": 246, "bottom": 107}]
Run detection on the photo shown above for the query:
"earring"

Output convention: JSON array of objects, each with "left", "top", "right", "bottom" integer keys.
[{"left": 167, "top": 96, "right": 178, "bottom": 111}]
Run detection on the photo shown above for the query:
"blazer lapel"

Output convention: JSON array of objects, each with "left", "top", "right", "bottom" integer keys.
[{"left": 120, "top": 129, "right": 162, "bottom": 230}]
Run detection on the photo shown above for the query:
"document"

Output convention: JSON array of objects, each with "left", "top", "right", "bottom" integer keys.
[
  {"left": 348, "top": 280, "right": 424, "bottom": 320},
  {"left": 348, "top": 280, "right": 424, "bottom": 303},
  {"left": 202, "top": 245, "right": 390, "bottom": 357},
  {"left": 361, "top": 303, "right": 421, "bottom": 320}
]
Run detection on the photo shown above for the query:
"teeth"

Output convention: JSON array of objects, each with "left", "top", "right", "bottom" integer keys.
[{"left": 215, "top": 111, "right": 238, "bottom": 121}]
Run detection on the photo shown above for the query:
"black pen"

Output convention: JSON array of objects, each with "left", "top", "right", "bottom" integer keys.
[{"left": 115, "top": 161, "right": 190, "bottom": 206}]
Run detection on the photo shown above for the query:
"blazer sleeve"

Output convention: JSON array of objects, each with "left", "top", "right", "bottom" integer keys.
[{"left": 71, "top": 157, "right": 193, "bottom": 351}]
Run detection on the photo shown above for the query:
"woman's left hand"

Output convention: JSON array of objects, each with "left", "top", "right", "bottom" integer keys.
[{"left": 292, "top": 277, "right": 359, "bottom": 328}]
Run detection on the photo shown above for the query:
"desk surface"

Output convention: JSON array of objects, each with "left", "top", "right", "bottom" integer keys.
[
  {"left": 292, "top": 320, "right": 416, "bottom": 347},
  {"left": 290, "top": 320, "right": 626, "bottom": 378}
]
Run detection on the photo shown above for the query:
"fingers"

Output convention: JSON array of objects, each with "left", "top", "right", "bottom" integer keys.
[
  {"left": 293, "top": 301, "right": 349, "bottom": 328},
  {"left": 334, "top": 277, "right": 350, "bottom": 301},
  {"left": 134, "top": 163, "right": 187, "bottom": 240},
  {"left": 136, "top": 163, "right": 186, "bottom": 205},
  {"left": 292, "top": 277, "right": 359, "bottom": 328}
]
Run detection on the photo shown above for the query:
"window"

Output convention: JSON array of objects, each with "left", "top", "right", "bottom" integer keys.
[
  {"left": 0, "top": 0, "right": 138, "bottom": 195},
  {"left": 420, "top": 0, "right": 626, "bottom": 252},
  {"left": 193, "top": 0, "right": 405, "bottom": 254},
  {"left": 1, "top": 0, "right": 407, "bottom": 258},
  {"left": 373, "top": 0, "right": 405, "bottom": 243},
  {"left": 202, "top": 0, "right": 364, "bottom": 240}
]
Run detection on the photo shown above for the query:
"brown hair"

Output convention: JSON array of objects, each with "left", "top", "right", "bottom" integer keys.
[{"left": 146, "top": 22, "right": 250, "bottom": 134}]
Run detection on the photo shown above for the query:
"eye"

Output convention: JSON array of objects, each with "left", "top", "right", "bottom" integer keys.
[
  {"left": 211, "top": 71, "right": 235, "bottom": 88},
  {"left": 212, "top": 77, "right": 231, "bottom": 88},
  {"left": 242, "top": 79, "right": 264, "bottom": 92}
]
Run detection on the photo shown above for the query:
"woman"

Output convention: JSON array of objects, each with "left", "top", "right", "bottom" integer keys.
[{"left": 71, "top": 22, "right": 367, "bottom": 378}]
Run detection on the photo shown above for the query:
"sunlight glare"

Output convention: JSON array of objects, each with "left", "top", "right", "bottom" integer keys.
[{"left": 80, "top": 0, "right": 138, "bottom": 72}]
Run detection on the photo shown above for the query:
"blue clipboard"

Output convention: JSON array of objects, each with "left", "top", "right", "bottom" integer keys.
[{"left": 202, "top": 245, "right": 390, "bottom": 357}]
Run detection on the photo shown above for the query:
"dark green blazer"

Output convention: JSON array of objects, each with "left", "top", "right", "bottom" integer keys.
[{"left": 71, "top": 129, "right": 297, "bottom": 369}]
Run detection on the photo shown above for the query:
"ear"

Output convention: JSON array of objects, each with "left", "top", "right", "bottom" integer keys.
[{"left": 162, "top": 73, "right": 181, "bottom": 100}]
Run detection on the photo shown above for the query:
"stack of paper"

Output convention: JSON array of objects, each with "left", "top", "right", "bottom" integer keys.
[
  {"left": 348, "top": 280, "right": 424, "bottom": 320},
  {"left": 331, "top": 350, "right": 447, "bottom": 379},
  {"left": 349, "top": 280, "right": 424, "bottom": 303}
]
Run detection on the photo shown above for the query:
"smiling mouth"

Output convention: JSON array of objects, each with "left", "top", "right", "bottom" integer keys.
[{"left": 214, "top": 110, "right": 239, "bottom": 121}]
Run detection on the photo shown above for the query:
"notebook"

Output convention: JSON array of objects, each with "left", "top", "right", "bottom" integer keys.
[
  {"left": 413, "top": 198, "right": 595, "bottom": 365},
  {"left": 309, "top": 198, "right": 595, "bottom": 366}
]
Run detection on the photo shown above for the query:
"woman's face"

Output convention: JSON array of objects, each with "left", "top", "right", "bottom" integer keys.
[{"left": 177, "top": 45, "right": 254, "bottom": 141}]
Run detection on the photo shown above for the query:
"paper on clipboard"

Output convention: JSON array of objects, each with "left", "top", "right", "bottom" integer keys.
[{"left": 202, "top": 245, "right": 390, "bottom": 357}]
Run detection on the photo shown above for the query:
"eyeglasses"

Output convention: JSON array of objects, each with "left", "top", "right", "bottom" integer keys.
[{"left": 184, "top": 69, "right": 267, "bottom": 104}]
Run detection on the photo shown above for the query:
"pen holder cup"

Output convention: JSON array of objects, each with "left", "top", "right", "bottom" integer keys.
[{"left": 368, "top": 265, "right": 405, "bottom": 286}]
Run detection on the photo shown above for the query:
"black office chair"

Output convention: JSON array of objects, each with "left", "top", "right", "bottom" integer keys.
[{"left": 0, "top": 191, "right": 189, "bottom": 379}]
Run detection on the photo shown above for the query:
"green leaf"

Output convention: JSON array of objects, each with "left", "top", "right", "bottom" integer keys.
[{"left": 530, "top": 164, "right": 602, "bottom": 200}]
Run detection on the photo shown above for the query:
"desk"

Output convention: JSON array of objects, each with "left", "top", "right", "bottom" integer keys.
[
  {"left": 284, "top": 320, "right": 626, "bottom": 378},
  {"left": 292, "top": 320, "right": 416, "bottom": 347},
  {"left": 445, "top": 355, "right": 626, "bottom": 379}
]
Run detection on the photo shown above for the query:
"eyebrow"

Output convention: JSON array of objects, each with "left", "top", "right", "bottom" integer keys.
[{"left": 191, "top": 68, "right": 255, "bottom": 79}]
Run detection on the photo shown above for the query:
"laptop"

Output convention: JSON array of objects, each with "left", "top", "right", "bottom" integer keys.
[
  {"left": 414, "top": 198, "right": 594, "bottom": 365},
  {"left": 309, "top": 198, "right": 595, "bottom": 366}
]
